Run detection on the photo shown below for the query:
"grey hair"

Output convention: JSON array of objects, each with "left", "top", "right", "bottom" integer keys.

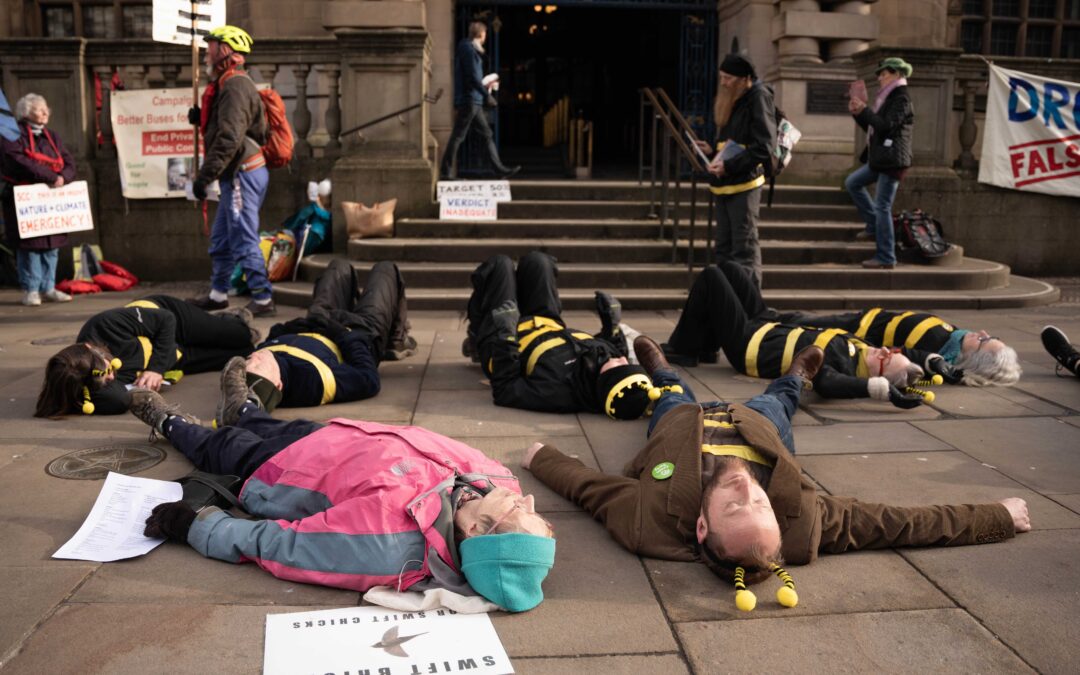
[
  {"left": 15, "top": 93, "right": 48, "bottom": 121},
  {"left": 954, "top": 345, "right": 1021, "bottom": 387}
]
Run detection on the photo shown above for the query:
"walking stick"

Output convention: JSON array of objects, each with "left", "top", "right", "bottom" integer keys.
[{"left": 190, "top": 2, "right": 204, "bottom": 232}]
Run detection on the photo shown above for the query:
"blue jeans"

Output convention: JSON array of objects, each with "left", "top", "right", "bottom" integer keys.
[
  {"left": 209, "top": 167, "right": 271, "bottom": 301},
  {"left": 647, "top": 368, "right": 802, "bottom": 454},
  {"left": 845, "top": 163, "right": 900, "bottom": 265},
  {"left": 16, "top": 248, "right": 59, "bottom": 293}
]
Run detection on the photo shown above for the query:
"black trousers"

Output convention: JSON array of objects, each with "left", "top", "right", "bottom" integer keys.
[
  {"left": 142, "top": 295, "right": 251, "bottom": 373},
  {"left": 309, "top": 259, "right": 409, "bottom": 362},
  {"left": 666, "top": 261, "right": 767, "bottom": 368},
  {"left": 467, "top": 251, "right": 562, "bottom": 346},
  {"left": 440, "top": 104, "right": 507, "bottom": 176},
  {"left": 714, "top": 188, "right": 763, "bottom": 289},
  {"left": 165, "top": 406, "right": 324, "bottom": 480}
]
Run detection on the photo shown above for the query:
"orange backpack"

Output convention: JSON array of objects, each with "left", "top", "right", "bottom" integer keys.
[{"left": 220, "top": 71, "right": 294, "bottom": 169}]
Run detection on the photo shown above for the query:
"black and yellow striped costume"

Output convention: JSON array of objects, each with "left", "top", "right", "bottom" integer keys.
[
  {"left": 793, "top": 308, "right": 957, "bottom": 353},
  {"left": 256, "top": 331, "right": 379, "bottom": 408}
]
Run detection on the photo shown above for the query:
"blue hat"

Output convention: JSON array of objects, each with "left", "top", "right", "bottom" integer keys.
[{"left": 459, "top": 533, "right": 555, "bottom": 612}]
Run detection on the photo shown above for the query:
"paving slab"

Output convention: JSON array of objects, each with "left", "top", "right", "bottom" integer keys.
[
  {"left": 804, "top": 393, "right": 942, "bottom": 422},
  {"left": 926, "top": 384, "right": 1067, "bottom": 418},
  {"left": 798, "top": 451, "right": 1080, "bottom": 530},
  {"left": 0, "top": 566, "right": 95, "bottom": 663},
  {"left": 413, "top": 388, "right": 584, "bottom": 437},
  {"left": 1060, "top": 415, "right": 1080, "bottom": 430},
  {"left": 514, "top": 654, "right": 688, "bottom": 674},
  {"left": 794, "top": 421, "right": 954, "bottom": 455},
  {"left": 914, "top": 417, "right": 1080, "bottom": 494},
  {"left": 1013, "top": 369, "right": 1080, "bottom": 412},
  {"left": 675, "top": 609, "right": 1034, "bottom": 674},
  {"left": 490, "top": 513, "right": 677, "bottom": 657},
  {"left": 1049, "top": 493, "right": 1080, "bottom": 514},
  {"left": 902, "top": 530, "right": 1080, "bottom": 675},
  {"left": 576, "top": 413, "right": 651, "bottom": 474},
  {"left": 647, "top": 549, "right": 951, "bottom": 623}
]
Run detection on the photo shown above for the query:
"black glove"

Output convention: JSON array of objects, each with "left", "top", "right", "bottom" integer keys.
[
  {"left": 144, "top": 501, "right": 197, "bottom": 542},
  {"left": 187, "top": 106, "right": 201, "bottom": 125},
  {"left": 490, "top": 300, "right": 520, "bottom": 341},
  {"left": 192, "top": 179, "right": 208, "bottom": 201},
  {"left": 888, "top": 384, "right": 924, "bottom": 409},
  {"left": 484, "top": 94, "right": 498, "bottom": 109},
  {"left": 927, "top": 355, "right": 964, "bottom": 385}
]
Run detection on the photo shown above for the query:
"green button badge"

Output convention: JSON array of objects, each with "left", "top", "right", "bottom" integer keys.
[{"left": 651, "top": 462, "right": 675, "bottom": 480}]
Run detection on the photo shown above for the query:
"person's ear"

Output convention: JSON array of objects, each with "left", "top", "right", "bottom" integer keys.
[{"left": 696, "top": 513, "right": 708, "bottom": 544}]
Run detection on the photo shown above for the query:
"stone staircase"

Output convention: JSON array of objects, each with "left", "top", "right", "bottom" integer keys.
[{"left": 274, "top": 180, "right": 1059, "bottom": 310}]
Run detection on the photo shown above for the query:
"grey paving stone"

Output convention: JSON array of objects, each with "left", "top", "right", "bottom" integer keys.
[
  {"left": 419, "top": 358, "right": 492, "bottom": 392},
  {"left": 794, "top": 421, "right": 953, "bottom": 455},
  {"left": 647, "top": 549, "right": 951, "bottom": 623},
  {"left": 413, "top": 389, "right": 583, "bottom": 438},
  {"left": 1014, "top": 368, "right": 1080, "bottom": 413},
  {"left": 927, "top": 384, "right": 1066, "bottom": 418},
  {"left": 490, "top": 512, "right": 677, "bottom": 657},
  {"left": 914, "top": 417, "right": 1080, "bottom": 494},
  {"left": 676, "top": 609, "right": 1033, "bottom": 674},
  {"left": 576, "top": 413, "right": 651, "bottom": 475},
  {"left": 0, "top": 565, "right": 94, "bottom": 662},
  {"left": 804, "top": 393, "right": 942, "bottom": 422},
  {"left": 1049, "top": 493, "right": 1080, "bottom": 513},
  {"left": 902, "top": 530, "right": 1080, "bottom": 675},
  {"left": 1060, "top": 415, "right": 1080, "bottom": 430},
  {"left": 798, "top": 450, "right": 1080, "bottom": 530},
  {"left": 514, "top": 654, "right": 688, "bottom": 674}
]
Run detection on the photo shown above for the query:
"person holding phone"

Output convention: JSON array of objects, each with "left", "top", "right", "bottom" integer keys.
[{"left": 845, "top": 57, "right": 915, "bottom": 270}]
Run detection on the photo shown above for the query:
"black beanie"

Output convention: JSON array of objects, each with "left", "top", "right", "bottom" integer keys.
[
  {"left": 720, "top": 54, "right": 756, "bottom": 80},
  {"left": 597, "top": 364, "right": 652, "bottom": 420}
]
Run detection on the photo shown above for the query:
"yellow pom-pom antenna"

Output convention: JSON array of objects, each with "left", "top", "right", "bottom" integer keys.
[
  {"left": 647, "top": 384, "right": 684, "bottom": 402},
  {"left": 733, "top": 566, "right": 757, "bottom": 612},
  {"left": 915, "top": 374, "right": 944, "bottom": 387},
  {"left": 771, "top": 564, "right": 798, "bottom": 608},
  {"left": 904, "top": 386, "right": 935, "bottom": 403},
  {"left": 110, "top": 357, "right": 122, "bottom": 370},
  {"left": 81, "top": 387, "right": 94, "bottom": 415}
]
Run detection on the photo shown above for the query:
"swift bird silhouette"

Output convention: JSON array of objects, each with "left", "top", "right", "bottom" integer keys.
[{"left": 372, "top": 625, "right": 428, "bottom": 658}]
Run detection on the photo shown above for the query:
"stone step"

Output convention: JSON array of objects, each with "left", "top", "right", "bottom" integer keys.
[
  {"left": 297, "top": 255, "right": 1009, "bottom": 293},
  {"left": 349, "top": 237, "right": 888, "bottom": 265},
  {"left": 273, "top": 270, "right": 1058, "bottom": 311},
  {"left": 395, "top": 217, "right": 863, "bottom": 241},
  {"left": 505, "top": 179, "right": 851, "bottom": 205},
  {"left": 497, "top": 199, "right": 860, "bottom": 221}
]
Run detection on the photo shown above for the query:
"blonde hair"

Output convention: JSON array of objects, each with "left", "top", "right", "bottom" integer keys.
[{"left": 713, "top": 74, "right": 752, "bottom": 130}]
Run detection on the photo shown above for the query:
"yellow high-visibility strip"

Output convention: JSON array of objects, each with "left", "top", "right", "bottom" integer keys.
[
  {"left": 744, "top": 322, "right": 778, "bottom": 378},
  {"left": 298, "top": 333, "right": 343, "bottom": 363},
  {"left": 904, "top": 317, "right": 946, "bottom": 349},
  {"left": 571, "top": 332, "right": 594, "bottom": 341},
  {"left": 518, "top": 316, "right": 563, "bottom": 333},
  {"left": 855, "top": 344, "right": 871, "bottom": 378},
  {"left": 135, "top": 336, "right": 184, "bottom": 371},
  {"left": 883, "top": 311, "right": 914, "bottom": 347},
  {"left": 703, "top": 419, "right": 735, "bottom": 428},
  {"left": 701, "top": 444, "right": 773, "bottom": 466},
  {"left": 526, "top": 338, "right": 566, "bottom": 376},
  {"left": 125, "top": 300, "right": 160, "bottom": 309},
  {"left": 780, "top": 328, "right": 806, "bottom": 374},
  {"left": 265, "top": 345, "right": 336, "bottom": 404},
  {"left": 517, "top": 325, "right": 559, "bottom": 352},
  {"left": 855, "top": 308, "right": 882, "bottom": 339},
  {"left": 812, "top": 329, "right": 848, "bottom": 352},
  {"left": 708, "top": 175, "right": 766, "bottom": 195}
]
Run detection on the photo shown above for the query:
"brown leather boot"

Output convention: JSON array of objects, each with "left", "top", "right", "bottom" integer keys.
[
  {"left": 785, "top": 345, "right": 824, "bottom": 386},
  {"left": 634, "top": 336, "right": 671, "bottom": 376}
]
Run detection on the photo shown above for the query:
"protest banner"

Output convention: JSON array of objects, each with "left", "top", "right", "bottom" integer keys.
[
  {"left": 440, "top": 196, "right": 498, "bottom": 221},
  {"left": 436, "top": 180, "right": 512, "bottom": 203},
  {"left": 263, "top": 606, "right": 514, "bottom": 675},
  {"left": 111, "top": 88, "right": 203, "bottom": 199},
  {"left": 978, "top": 65, "right": 1080, "bottom": 198},
  {"left": 152, "top": 0, "right": 226, "bottom": 48},
  {"left": 14, "top": 181, "right": 94, "bottom": 239}
]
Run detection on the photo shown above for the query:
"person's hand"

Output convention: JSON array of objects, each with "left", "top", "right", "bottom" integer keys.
[
  {"left": 51, "top": 176, "right": 65, "bottom": 188},
  {"left": 848, "top": 97, "right": 866, "bottom": 115},
  {"left": 927, "top": 355, "right": 964, "bottom": 385},
  {"left": 887, "top": 384, "right": 923, "bottom": 409},
  {"left": 708, "top": 157, "right": 726, "bottom": 177},
  {"left": 192, "top": 179, "right": 208, "bottom": 201},
  {"left": 144, "top": 501, "right": 197, "bottom": 542},
  {"left": 188, "top": 106, "right": 201, "bottom": 125},
  {"left": 134, "top": 370, "right": 164, "bottom": 391},
  {"left": 693, "top": 140, "right": 712, "bottom": 154},
  {"left": 521, "top": 442, "right": 545, "bottom": 470},
  {"left": 999, "top": 497, "right": 1031, "bottom": 532}
]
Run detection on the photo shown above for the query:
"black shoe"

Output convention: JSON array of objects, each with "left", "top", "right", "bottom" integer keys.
[
  {"left": 698, "top": 351, "right": 719, "bottom": 364},
  {"left": 188, "top": 294, "right": 229, "bottom": 311},
  {"left": 595, "top": 291, "right": 622, "bottom": 338},
  {"left": 497, "top": 165, "right": 521, "bottom": 179},
  {"left": 660, "top": 342, "right": 699, "bottom": 368},
  {"left": 1041, "top": 325, "right": 1080, "bottom": 377},
  {"left": 245, "top": 299, "right": 277, "bottom": 318}
]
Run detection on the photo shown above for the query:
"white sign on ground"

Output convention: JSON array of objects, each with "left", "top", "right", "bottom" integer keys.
[
  {"left": 111, "top": 88, "right": 203, "bottom": 199},
  {"left": 439, "top": 195, "right": 498, "bottom": 221},
  {"left": 436, "top": 180, "right": 512, "bottom": 203},
  {"left": 13, "top": 181, "right": 94, "bottom": 239},
  {"left": 979, "top": 64, "right": 1080, "bottom": 198},
  {"left": 53, "top": 472, "right": 182, "bottom": 562},
  {"left": 263, "top": 606, "right": 514, "bottom": 675},
  {"left": 152, "top": 0, "right": 226, "bottom": 48}
]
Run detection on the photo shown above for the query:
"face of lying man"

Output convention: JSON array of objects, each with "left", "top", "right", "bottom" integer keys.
[
  {"left": 697, "top": 463, "right": 781, "bottom": 563},
  {"left": 864, "top": 346, "right": 914, "bottom": 383},
  {"left": 960, "top": 330, "right": 1005, "bottom": 357},
  {"left": 455, "top": 486, "right": 554, "bottom": 539}
]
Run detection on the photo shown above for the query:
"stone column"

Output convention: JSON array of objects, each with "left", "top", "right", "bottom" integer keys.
[
  {"left": 775, "top": 0, "right": 823, "bottom": 64},
  {"left": 824, "top": 0, "right": 874, "bottom": 61}
]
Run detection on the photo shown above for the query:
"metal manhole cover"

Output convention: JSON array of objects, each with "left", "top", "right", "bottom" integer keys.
[
  {"left": 46, "top": 444, "right": 167, "bottom": 480},
  {"left": 31, "top": 335, "right": 78, "bottom": 346}
]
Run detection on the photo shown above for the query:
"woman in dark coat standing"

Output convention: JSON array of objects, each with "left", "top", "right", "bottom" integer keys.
[
  {"left": 695, "top": 54, "right": 776, "bottom": 289},
  {"left": 1, "top": 93, "right": 77, "bottom": 305},
  {"left": 845, "top": 57, "right": 915, "bottom": 270}
]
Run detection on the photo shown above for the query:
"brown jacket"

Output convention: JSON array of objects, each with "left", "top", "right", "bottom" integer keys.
[
  {"left": 198, "top": 71, "right": 266, "bottom": 183},
  {"left": 531, "top": 403, "right": 1015, "bottom": 565}
]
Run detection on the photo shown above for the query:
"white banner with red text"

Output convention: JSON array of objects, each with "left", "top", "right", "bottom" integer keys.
[
  {"left": 110, "top": 87, "right": 204, "bottom": 199},
  {"left": 14, "top": 181, "right": 94, "bottom": 239},
  {"left": 979, "top": 65, "right": 1080, "bottom": 198}
]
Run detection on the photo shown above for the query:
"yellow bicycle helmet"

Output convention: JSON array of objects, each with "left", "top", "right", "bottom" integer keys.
[{"left": 206, "top": 25, "right": 253, "bottom": 53}]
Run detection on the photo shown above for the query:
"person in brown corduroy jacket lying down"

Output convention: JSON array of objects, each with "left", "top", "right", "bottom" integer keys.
[{"left": 523, "top": 337, "right": 1031, "bottom": 610}]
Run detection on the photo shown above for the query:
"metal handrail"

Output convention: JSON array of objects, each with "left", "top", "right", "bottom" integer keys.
[{"left": 340, "top": 88, "right": 443, "bottom": 139}]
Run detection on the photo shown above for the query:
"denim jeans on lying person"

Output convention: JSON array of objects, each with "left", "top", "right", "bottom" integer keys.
[
  {"left": 647, "top": 368, "right": 803, "bottom": 455},
  {"left": 845, "top": 162, "right": 900, "bottom": 265}
]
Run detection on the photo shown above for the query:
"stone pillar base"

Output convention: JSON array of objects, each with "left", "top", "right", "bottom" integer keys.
[{"left": 330, "top": 155, "right": 436, "bottom": 253}]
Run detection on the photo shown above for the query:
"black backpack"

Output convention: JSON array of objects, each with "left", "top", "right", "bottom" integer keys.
[{"left": 893, "top": 209, "right": 952, "bottom": 258}]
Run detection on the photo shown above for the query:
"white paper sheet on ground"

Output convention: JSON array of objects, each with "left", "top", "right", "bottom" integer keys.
[
  {"left": 264, "top": 606, "right": 514, "bottom": 675},
  {"left": 53, "top": 471, "right": 182, "bottom": 562}
]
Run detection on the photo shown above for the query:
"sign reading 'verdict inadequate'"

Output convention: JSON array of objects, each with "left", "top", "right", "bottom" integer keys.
[
  {"left": 13, "top": 181, "right": 94, "bottom": 239},
  {"left": 436, "top": 180, "right": 512, "bottom": 221},
  {"left": 263, "top": 606, "right": 514, "bottom": 675}
]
